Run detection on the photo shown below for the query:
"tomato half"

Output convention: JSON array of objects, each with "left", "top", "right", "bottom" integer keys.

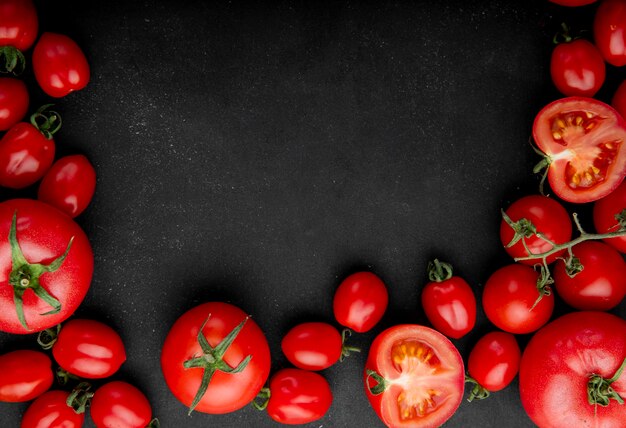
[
  {"left": 593, "top": 180, "right": 626, "bottom": 253},
  {"left": 20, "top": 390, "right": 84, "bottom": 428},
  {"left": 594, "top": 0, "right": 626, "bottom": 66},
  {"left": 519, "top": 311, "right": 626, "bottom": 428},
  {"left": 333, "top": 271, "right": 388, "bottom": 333},
  {"left": 0, "top": 77, "right": 28, "bottom": 131},
  {"left": 0, "top": 350, "right": 53, "bottom": 402},
  {"left": 0, "top": 0, "right": 38, "bottom": 51},
  {"left": 281, "top": 322, "right": 345, "bottom": 371},
  {"left": 550, "top": 39, "right": 605, "bottom": 97},
  {"left": 532, "top": 97, "right": 626, "bottom": 203},
  {"left": 364, "top": 324, "right": 464, "bottom": 427},
  {"left": 91, "top": 381, "right": 154, "bottom": 428}
]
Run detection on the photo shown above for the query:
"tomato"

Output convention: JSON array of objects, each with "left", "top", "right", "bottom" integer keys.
[
  {"left": 611, "top": 80, "right": 626, "bottom": 120},
  {"left": 550, "top": 38, "right": 605, "bottom": 97},
  {"left": 593, "top": 180, "right": 626, "bottom": 253},
  {"left": 0, "top": 77, "right": 28, "bottom": 131},
  {"left": 20, "top": 390, "right": 85, "bottom": 428},
  {"left": 466, "top": 332, "right": 521, "bottom": 401},
  {"left": 91, "top": 381, "right": 154, "bottom": 428},
  {"left": 265, "top": 368, "right": 333, "bottom": 425},
  {"left": 161, "top": 302, "right": 271, "bottom": 414},
  {"left": 532, "top": 97, "right": 626, "bottom": 203},
  {"left": 0, "top": 0, "right": 38, "bottom": 51},
  {"left": 33, "top": 33, "right": 90, "bottom": 98},
  {"left": 0, "top": 199, "right": 94, "bottom": 334},
  {"left": 549, "top": 0, "right": 597, "bottom": 5},
  {"left": 420, "top": 259, "right": 476, "bottom": 339},
  {"left": 500, "top": 195, "right": 572, "bottom": 265},
  {"left": 333, "top": 271, "right": 388, "bottom": 333},
  {"left": 38, "top": 155, "right": 96, "bottom": 218},
  {"left": 594, "top": 0, "right": 626, "bottom": 66},
  {"left": 519, "top": 311, "right": 626, "bottom": 428},
  {"left": 0, "top": 350, "right": 53, "bottom": 402},
  {"left": 364, "top": 324, "right": 464, "bottom": 427},
  {"left": 482, "top": 264, "right": 554, "bottom": 334}
]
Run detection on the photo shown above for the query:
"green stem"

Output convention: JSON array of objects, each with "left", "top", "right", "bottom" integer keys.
[
  {"left": 588, "top": 357, "right": 626, "bottom": 407},
  {"left": 427, "top": 259, "right": 454, "bottom": 282},
  {"left": 365, "top": 369, "right": 389, "bottom": 396},
  {"left": 465, "top": 374, "right": 491, "bottom": 402},
  {"left": 339, "top": 329, "right": 361, "bottom": 362}
]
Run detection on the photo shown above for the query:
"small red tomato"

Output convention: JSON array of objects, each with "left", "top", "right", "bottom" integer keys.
[
  {"left": 482, "top": 264, "right": 554, "bottom": 334},
  {"left": 611, "top": 80, "right": 626, "bottom": 119},
  {"left": 33, "top": 33, "right": 90, "bottom": 98},
  {"left": 20, "top": 390, "right": 85, "bottom": 428},
  {"left": 593, "top": 180, "right": 626, "bottom": 253},
  {"left": 0, "top": 77, "right": 28, "bottom": 130},
  {"left": 91, "top": 381, "right": 154, "bottom": 428},
  {"left": 421, "top": 259, "right": 476, "bottom": 339},
  {"left": 38, "top": 155, "right": 96, "bottom": 218},
  {"left": 466, "top": 331, "right": 521, "bottom": 401},
  {"left": 52, "top": 319, "right": 126, "bottom": 379},
  {"left": 550, "top": 38, "right": 605, "bottom": 97},
  {"left": 266, "top": 368, "right": 333, "bottom": 425},
  {"left": 0, "top": 0, "right": 38, "bottom": 51},
  {"left": 0, "top": 350, "right": 53, "bottom": 402},
  {"left": 594, "top": 0, "right": 626, "bottom": 66},
  {"left": 333, "top": 271, "right": 388, "bottom": 333}
]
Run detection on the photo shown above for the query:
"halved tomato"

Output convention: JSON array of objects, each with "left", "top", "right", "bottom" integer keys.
[
  {"left": 532, "top": 97, "right": 626, "bottom": 203},
  {"left": 364, "top": 324, "right": 464, "bottom": 428}
]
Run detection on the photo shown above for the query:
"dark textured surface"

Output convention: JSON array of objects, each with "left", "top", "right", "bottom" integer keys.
[{"left": 1, "top": 1, "right": 623, "bottom": 427}]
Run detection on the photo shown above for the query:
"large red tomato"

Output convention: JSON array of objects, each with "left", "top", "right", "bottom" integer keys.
[
  {"left": 593, "top": 180, "right": 626, "bottom": 253},
  {"left": 0, "top": 199, "right": 94, "bottom": 334},
  {"left": 0, "top": 0, "right": 38, "bottom": 51},
  {"left": 519, "top": 311, "right": 626, "bottom": 428},
  {"left": 160, "top": 302, "right": 271, "bottom": 414},
  {"left": 0, "top": 350, "right": 53, "bottom": 402},
  {"left": 593, "top": 0, "right": 626, "bottom": 66}
]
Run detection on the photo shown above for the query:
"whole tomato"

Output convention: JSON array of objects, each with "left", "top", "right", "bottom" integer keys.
[
  {"left": 160, "top": 302, "right": 271, "bottom": 414},
  {"left": 20, "top": 390, "right": 85, "bottom": 428},
  {"left": 91, "top": 381, "right": 155, "bottom": 428},
  {"left": 33, "top": 33, "right": 90, "bottom": 98},
  {"left": 520, "top": 311, "right": 626, "bottom": 428},
  {"left": 550, "top": 37, "right": 605, "bottom": 97},
  {"left": 594, "top": 0, "right": 626, "bottom": 66},
  {"left": 333, "top": 271, "right": 388, "bottom": 333},
  {"left": 0, "top": 199, "right": 94, "bottom": 334},
  {"left": 38, "top": 155, "right": 96, "bottom": 218},
  {"left": 0, "top": 350, "right": 53, "bottom": 402},
  {"left": 421, "top": 259, "right": 476, "bottom": 339},
  {"left": 593, "top": 180, "right": 626, "bottom": 253},
  {"left": 0, "top": 77, "right": 28, "bottom": 131},
  {"left": 0, "top": 0, "right": 38, "bottom": 56},
  {"left": 611, "top": 80, "right": 626, "bottom": 119}
]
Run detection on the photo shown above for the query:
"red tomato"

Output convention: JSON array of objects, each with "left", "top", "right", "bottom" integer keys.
[
  {"left": 160, "top": 302, "right": 271, "bottom": 414},
  {"left": 20, "top": 390, "right": 85, "bottom": 428},
  {"left": 0, "top": 350, "right": 53, "bottom": 402},
  {"left": 0, "top": 0, "right": 38, "bottom": 51},
  {"left": 364, "top": 324, "right": 464, "bottom": 427},
  {"left": 611, "top": 80, "right": 626, "bottom": 119},
  {"left": 91, "top": 381, "right": 153, "bottom": 428},
  {"left": 482, "top": 264, "right": 554, "bottom": 334},
  {"left": 500, "top": 195, "right": 572, "bottom": 265},
  {"left": 549, "top": 0, "right": 597, "bottom": 5},
  {"left": 282, "top": 322, "right": 350, "bottom": 371},
  {"left": 0, "top": 199, "right": 94, "bottom": 334},
  {"left": 0, "top": 77, "right": 28, "bottom": 131},
  {"left": 520, "top": 311, "right": 626, "bottom": 428},
  {"left": 33, "top": 33, "right": 90, "bottom": 98},
  {"left": 266, "top": 368, "right": 333, "bottom": 425},
  {"left": 594, "top": 0, "right": 626, "bottom": 66},
  {"left": 532, "top": 97, "right": 626, "bottom": 203},
  {"left": 553, "top": 241, "right": 626, "bottom": 310},
  {"left": 38, "top": 155, "right": 96, "bottom": 218},
  {"left": 52, "top": 319, "right": 126, "bottom": 379},
  {"left": 333, "top": 271, "right": 388, "bottom": 333},
  {"left": 550, "top": 39, "right": 605, "bottom": 97},
  {"left": 466, "top": 332, "right": 521, "bottom": 401},
  {"left": 420, "top": 259, "right": 476, "bottom": 339},
  {"left": 593, "top": 180, "right": 626, "bottom": 253}
]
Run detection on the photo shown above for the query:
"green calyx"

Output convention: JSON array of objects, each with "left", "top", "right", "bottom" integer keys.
[
  {"left": 465, "top": 374, "right": 491, "bottom": 402},
  {"left": 339, "top": 329, "right": 361, "bottom": 362},
  {"left": 66, "top": 382, "right": 93, "bottom": 415},
  {"left": 501, "top": 210, "right": 537, "bottom": 249},
  {"left": 252, "top": 387, "right": 271, "bottom": 411},
  {"left": 183, "top": 315, "right": 252, "bottom": 415},
  {"left": 146, "top": 418, "right": 160, "bottom": 428},
  {"left": 37, "top": 324, "right": 61, "bottom": 350},
  {"left": 30, "top": 104, "right": 62, "bottom": 139},
  {"left": 0, "top": 46, "right": 26, "bottom": 75},
  {"left": 587, "top": 357, "right": 626, "bottom": 407},
  {"left": 365, "top": 369, "right": 389, "bottom": 396},
  {"left": 427, "top": 259, "right": 454, "bottom": 282}
]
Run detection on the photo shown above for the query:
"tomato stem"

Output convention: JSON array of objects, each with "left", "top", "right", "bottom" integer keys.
[
  {"left": 365, "top": 369, "right": 389, "bottom": 396},
  {"left": 146, "top": 418, "right": 160, "bottom": 428},
  {"left": 37, "top": 324, "right": 61, "bottom": 350},
  {"left": 427, "top": 259, "right": 454, "bottom": 282},
  {"left": 587, "top": 357, "right": 626, "bottom": 407},
  {"left": 0, "top": 46, "right": 26, "bottom": 75},
  {"left": 340, "top": 329, "right": 361, "bottom": 362},
  {"left": 30, "top": 104, "right": 62, "bottom": 140},
  {"left": 251, "top": 387, "right": 271, "bottom": 411},
  {"left": 66, "top": 382, "right": 93, "bottom": 414},
  {"left": 464, "top": 374, "right": 491, "bottom": 402}
]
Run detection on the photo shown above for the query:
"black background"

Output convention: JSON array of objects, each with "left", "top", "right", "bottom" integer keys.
[{"left": 1, "top": 0, "right": 625, "bottom": 427}]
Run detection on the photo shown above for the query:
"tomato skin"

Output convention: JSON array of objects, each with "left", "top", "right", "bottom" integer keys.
[
  {"left": 594, "top": 0, "right": 626, "bottom": 66},
  {"left": 266, "top": 368, "right": 333, "bottom": 425},
  {"left": 0, "top": 78, "right": 28, "bottom": 131},
  {"left": 20, "top": 390, "right": 85, "bottom": 428},
  {"left": 519, "top": 311, "right": 626, "bottom": 428},
  {"left": 467, "top": 332, "right": 520, "bottom": 393},
  {"left": 91, "top": 381, "right": 153, "bottom": 428},
  {"left": 0, "top": 350, "right": 53, "bottom": 402},
  {"left": 364, "top": 324, "right": 464, "bottom": 428},
  {"left": 0, "top": 199, "right": 94, "bottom": 334},
  {"left": 482, "top": 264, "right": 554, "bottom": 334},
  {"left": 421, "top": 276, "right": 476, "bottom": 339},
  {"left": 611, "top": 80, "right": 626, "bottom": 119},
  {"left": 33, "top": 33, "right": 90, "bottom": 98},
  {"left": 333, "top": 271, "right": 388, "bottom": 333},
  {"left": 593, "top": 180, "right": 626, "bottom": 253},
  {"left": 38, "top": 155, "right": 96, "bottom": 218},
  {"left": 0, "top": 0, "right": 38, "bottom": 51},
  {"left": 550, "top": 39, "right": 605, "bottom": 97},
  {"left": 281, "top": 322, "right": 342, "bottom": 371},
  {"left": 160, "top": 302, "right": 271, "bottom": 414}
]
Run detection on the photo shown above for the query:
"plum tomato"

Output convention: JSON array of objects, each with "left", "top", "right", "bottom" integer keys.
[
  {"left": 20, "top": 390, "right": 85, "bottom": 428},
  {"left": 593, "top": 180, "right": 626, "bottom": 253},
  {"left": 0, "top": 350, "right": 53, "bottom": 402},
  {"left": 0, "top": 77, "right": 28, "bottom": 131},
  {"left": 333, "top": 271, "right": 388, "bottom": 333},
  {"left": 550, "top": 38, "right": 605, "bottom": 97},
  {"left": 91, "top": 381, "right": 155, "bottom": 428},
  {"left": 0, "top": 0, "right": 38, "bottom": 52},
  {"left": 594, "top": 0, "right": 626, "bottom": 66}
]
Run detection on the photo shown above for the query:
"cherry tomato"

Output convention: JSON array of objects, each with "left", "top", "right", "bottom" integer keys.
[
  {"left": 364, "top": 324, "right": 464, "bottom": 427},
  {"left": 593, "top": 180, "right": 626, "bottom": 253},
  {"left": 611, "top": 80, "right": 626, "bottom": 119},
  {"left": 333, "top": 271, "right": 388, "bottom": 333},
  {"left": 91, "top": 381, "right": 154, "bottom": 428},
  {"left": 161, "top": 302, "right": 271, "bottom": 414},
  {"left": 282, "top": 322, "right": 355, "bottom": 371},
  {"left": 20, "top": 390, "right": 85, "bottom": 428},
  {"left": 0, "top": 0, "right": 38, "bottom": 51},
  {"left": 33, "top": 33, "right": 90, "bottom": 98},
  {"left": 550, "top": 38, "right": 605, "bottom": 97},
  {"left": 594, "top": 0, "right": 626, "bottom": 66},
  {"left": 553, "top": 241, "right": 626, "bottom": 311},
  {"left": 549, "top": 0, "right": 597, "bottom": 5},
  {"left": 38, "top": 155, "right": 96, "bottom": 218},
  {"left": 500, "top": 195, "right": 572, "bottom": 265},
  {"left": 466, "top": 332, "right": 521, "bottom": 401},
  {"left": 420, "top": 259, "right": 476, "bottom": 339},
  {"left": 532, "top": 97, "right": 626, "bottom": 203},
  {"left": 265, "top": 368, "right": 333, "bottom": 425},
  {"left": 482, "top": 264, "right": 554, "bottom": 334},
  {"left": 520, "top": 311, "right": 626, "bottom": 428},
  {"left": 0, "top": 350, "right": 53, "bottom": 402},
  {"left": 0, "top": 199, "right": 94, "bottom": 334},
  {"left": 0, "top": 77, "right": 28, "bottom": 131}
]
